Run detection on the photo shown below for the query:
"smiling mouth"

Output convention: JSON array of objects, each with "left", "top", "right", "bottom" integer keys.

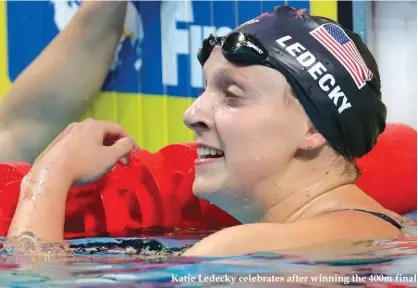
[{"left": 197, "top": 146, "right": 225, "bottom": 159}]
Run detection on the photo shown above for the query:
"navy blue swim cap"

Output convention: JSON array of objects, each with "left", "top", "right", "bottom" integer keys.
[{"left": 232, "top": 6, "right": 386, "bottom": 158}]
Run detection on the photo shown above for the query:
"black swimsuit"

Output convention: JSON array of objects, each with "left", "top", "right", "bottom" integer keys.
[{"left": 340, "top": 208, "right": 402, "bottom": 230}]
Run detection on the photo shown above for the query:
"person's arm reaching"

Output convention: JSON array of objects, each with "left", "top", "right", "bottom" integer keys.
[
  {"left": 0, "top": 1, "right": 127, "bottom": 163},
  {"left": 7, "top": 119, "right": 137, "bottom": 242}
]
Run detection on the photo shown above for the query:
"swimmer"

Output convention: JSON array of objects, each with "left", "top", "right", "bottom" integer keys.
[
  {"left": 0, "top": 1, "right": 127, "bottom": 163},
  {"left": 7, "top": 6, "right": 403, "bottom": 257}
]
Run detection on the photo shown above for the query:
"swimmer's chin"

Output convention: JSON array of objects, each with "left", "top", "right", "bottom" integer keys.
[{"left": 192, "top": 181, "right": 223, "bottom": 200}]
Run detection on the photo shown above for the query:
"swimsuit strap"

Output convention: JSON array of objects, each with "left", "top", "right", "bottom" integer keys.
[{"left": 339, "top": 208, "right": 402, "bottom": 230}]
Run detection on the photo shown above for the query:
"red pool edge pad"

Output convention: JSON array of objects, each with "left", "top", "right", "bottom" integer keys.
[{"left": 0, "top": 123, "right": 415, "bottom": 239}]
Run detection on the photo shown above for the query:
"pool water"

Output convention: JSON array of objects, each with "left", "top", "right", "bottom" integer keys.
[{"left": 0, "top": 217, "right": 416, "bottom": 288}]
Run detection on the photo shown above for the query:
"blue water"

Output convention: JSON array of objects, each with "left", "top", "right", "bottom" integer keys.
[{"left": 0, "top": 217, "right": 416, "bottom": 288}]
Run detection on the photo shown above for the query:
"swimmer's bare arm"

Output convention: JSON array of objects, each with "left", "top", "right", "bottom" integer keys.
[
  {"left": 7, "top": 120, "right": 136, "bottom": 242},
  {"left": 183, "top": 213, "right": 401, "bottom": 257},
  {"left": 7, "top": 163, "right": 73, "bottom": 241},
  {"left": 0, "top": 1, "right": 127, "bottom": 163}
]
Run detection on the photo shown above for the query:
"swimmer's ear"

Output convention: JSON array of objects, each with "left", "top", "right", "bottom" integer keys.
[{"left": 298, "top": 124, "right": 327, "bottom": 151}]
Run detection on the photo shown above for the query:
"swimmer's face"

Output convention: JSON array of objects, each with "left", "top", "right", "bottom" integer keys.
[{"left": 183, "top": 47, "right": 310, "bottom": 201}]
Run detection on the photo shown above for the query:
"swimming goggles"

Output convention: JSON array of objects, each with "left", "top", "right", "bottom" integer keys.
[{"left": 197, "top": 32, "right": 283, "bottom": 72}]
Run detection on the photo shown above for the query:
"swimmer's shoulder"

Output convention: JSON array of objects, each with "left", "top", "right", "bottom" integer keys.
[{"left": 183, "top": 211, "right": 402, "bottom": 257}]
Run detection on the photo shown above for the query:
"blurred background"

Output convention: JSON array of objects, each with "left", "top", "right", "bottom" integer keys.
[{"left": 0, "top": 0, "right": 416, "bottom": 152}]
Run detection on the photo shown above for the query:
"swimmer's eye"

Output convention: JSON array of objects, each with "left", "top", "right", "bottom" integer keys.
[{"left": 225, "top": 91, "right": 242, "bottom": 107}]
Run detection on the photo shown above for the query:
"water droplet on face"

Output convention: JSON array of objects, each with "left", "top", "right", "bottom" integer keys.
[{"left": 256, "top": 156, "right": 260, "bottom": 161}]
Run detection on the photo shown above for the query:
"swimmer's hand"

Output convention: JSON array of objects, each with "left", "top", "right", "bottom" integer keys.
[{"left": 33, "top": 119, "right": 138, "bottom": 186}]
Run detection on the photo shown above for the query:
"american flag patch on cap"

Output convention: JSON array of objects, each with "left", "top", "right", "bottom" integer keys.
[{"left": 310, "top": 23, "right": 373, "bottom": 89}]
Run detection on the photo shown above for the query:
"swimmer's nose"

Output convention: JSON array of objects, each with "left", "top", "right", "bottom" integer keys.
[{"left": 183, "top": 93, "right": 213, "bottom": 134}]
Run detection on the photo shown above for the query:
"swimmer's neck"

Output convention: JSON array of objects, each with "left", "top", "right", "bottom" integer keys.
[
  {"left": 213, "top": 160, "right": 358, "bottom": 224},
  {"left": 260, "top": 180, "right": 358, "bottom": 224}
]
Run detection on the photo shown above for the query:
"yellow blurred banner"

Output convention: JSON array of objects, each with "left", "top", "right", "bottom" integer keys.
[{"left": 0, "top": 1, "right": 9, "bottom": 100}]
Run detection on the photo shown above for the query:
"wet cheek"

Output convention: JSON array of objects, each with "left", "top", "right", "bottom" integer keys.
[
  {"left": 223, "top": 131, "right": 275, "bottom": 180},
  {"left": 222, "top": 127, "right": 291, "bottom": 183},
  {"left": 234, "top": 140, "right": 277, "bottom": 170},
  {"left": 215, "top": 106, "right": 291, "bottom": 179},
  {"left": 215, "top": 114, "right": 253, "bottom": 161}
]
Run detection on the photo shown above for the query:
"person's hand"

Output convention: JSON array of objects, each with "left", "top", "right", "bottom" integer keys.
[{"left": 32, "top": 119, "right": 138, "bottom": 186}]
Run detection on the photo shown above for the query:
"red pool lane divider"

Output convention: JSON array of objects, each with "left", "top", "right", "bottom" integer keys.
[
  {"left": 355, "top": 123, "right": 417, "bottom": 215},
  {"left": 0, "top": 143, "right": 239, "bottom": 239}
]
